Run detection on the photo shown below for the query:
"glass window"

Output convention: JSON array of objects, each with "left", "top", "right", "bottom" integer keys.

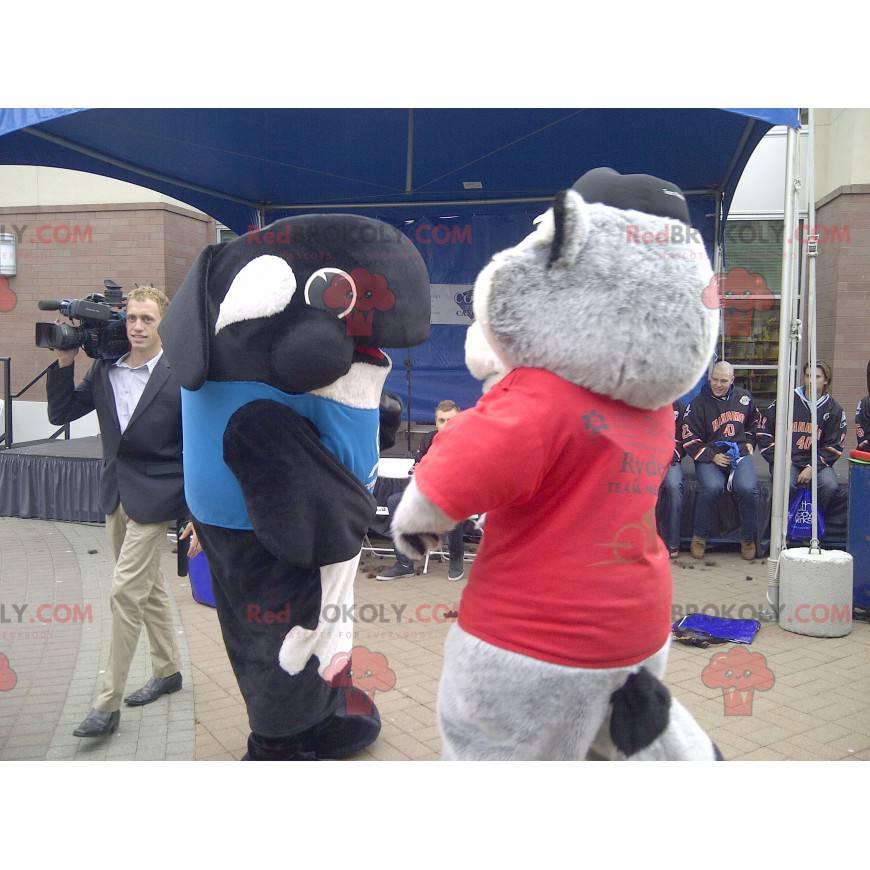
[
  {"left": 217, "top": 226, "right": 237, "bottom": 244},
  {"left": 721, "top": 218, "right": 793, "bottom": 408}
]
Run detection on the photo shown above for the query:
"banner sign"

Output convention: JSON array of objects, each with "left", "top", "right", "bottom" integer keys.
[{"left": 430, "top": 284, "right": 474, "bottom": 325}]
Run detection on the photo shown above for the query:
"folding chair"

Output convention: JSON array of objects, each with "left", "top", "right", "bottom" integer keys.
[{"left": 422, "top": 516, "right": 481, "bottom": 575}]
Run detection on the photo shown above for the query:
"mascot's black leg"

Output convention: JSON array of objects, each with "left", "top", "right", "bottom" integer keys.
[
  {"left": 195, "top": 521, "right": 381, "bottom": 760},
  {"left": 242, "top": 693, "right": 381, "bottom": 760}
]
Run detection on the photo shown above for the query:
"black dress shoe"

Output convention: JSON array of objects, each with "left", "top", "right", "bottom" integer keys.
[
  {"left": 73, "top": 709, "right": 120, "bottom": 737},
  {"left": 124, "top": 671, "right": 182, "bottom": 706}
]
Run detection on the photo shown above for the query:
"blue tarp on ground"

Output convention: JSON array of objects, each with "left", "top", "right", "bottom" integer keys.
[{"left": 0, "top": 108, "right": 799, "bottom": 420}]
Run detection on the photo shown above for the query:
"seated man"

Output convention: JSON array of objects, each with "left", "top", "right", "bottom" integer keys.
[
  {"left": 682, "top": 361, "right": 760, "bottom": 561},
  {"left": 659, "top": 399, "right": 687, "bottom": 559},
  {"left": 377, "top": 400, "right": 466, "bottom": 582},
  {"left": 757, "top": 360, "right": 847, "bottom": 517}
]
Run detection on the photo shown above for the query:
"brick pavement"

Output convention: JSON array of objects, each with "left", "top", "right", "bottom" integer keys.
[
  {"left": 1, "top": 516, "right": 868, "bottom": 760},
  {"left": 0, "top": 518, "right": 194, "bottom": 761}
]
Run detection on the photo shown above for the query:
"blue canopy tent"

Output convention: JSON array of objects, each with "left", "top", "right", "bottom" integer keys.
[{"left": 0, "top": 108, "right": 799, "bottom": 419}]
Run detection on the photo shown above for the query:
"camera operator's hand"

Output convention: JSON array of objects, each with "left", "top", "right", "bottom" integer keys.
[
  {"left": 54, "top": 318, "right": 78, "bottom": 367},
  {"left": 55, "top": 347, "right": 78, "bottom": 367}
]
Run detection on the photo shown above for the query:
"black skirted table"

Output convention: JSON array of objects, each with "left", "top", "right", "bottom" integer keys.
[{"left": 0, "top": 436, "right": 103, "bottom": 523}]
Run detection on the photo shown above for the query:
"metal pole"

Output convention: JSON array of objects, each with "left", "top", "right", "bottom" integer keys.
[
  {"left": 2, "top": 358, "right": 12, "bottom": 449},
  {"left": 766, "top": 126, "right": 802, "bottom": 615},
  {"left": 404, "top": 356, "right": 413, "bottom": 456},
  {"left": 712, "top": 191, "right": 725, "bottom": 363},
  {"left": 806, "top": 108, "right": 821, "bottom": 553},
  {"left": 405, "top": 109, "right": 415, "bottom": 194}
]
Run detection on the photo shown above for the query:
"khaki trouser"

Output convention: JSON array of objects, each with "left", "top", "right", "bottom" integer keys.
[{"left": 94, "top": 505, "right": 181, "bottom": 712}]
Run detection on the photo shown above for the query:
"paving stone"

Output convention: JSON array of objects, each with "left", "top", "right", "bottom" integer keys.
[{"left": 6, "top": 519, "right": 870, "bottom": 762}]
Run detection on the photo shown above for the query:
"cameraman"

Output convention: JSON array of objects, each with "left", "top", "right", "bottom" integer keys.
[{"left": 46, "top": 286, "right": 199, "bottom": 738}]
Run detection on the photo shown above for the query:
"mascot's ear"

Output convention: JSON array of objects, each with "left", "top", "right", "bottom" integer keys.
[
  {"left": 160, "top": 244, "right": 216, "bottom": 390},
  {"left": 547, "top": 188, "right": 590, "bottom": 269}
]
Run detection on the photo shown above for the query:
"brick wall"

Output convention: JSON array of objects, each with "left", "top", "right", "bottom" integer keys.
[
  {"left": 815, "top": 185, "right": 870, "bottom": 449},
  {"left": 0, "top": 203, "right": 214, "bottom": 402}
]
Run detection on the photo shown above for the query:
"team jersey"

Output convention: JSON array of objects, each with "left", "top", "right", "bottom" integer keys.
[
  {"left": 857, "top": 396, "right": 870, "bottom": 452},
  {"left": 757, "top": 388, "right": 847, "bottom": 468},
  {"left": 681, "top": 383, "right": 759, "bottom": 463},
  {"left": 412, "top": 367, "right": 675, "bottom": 669},
  {"left": 672, "top": 399, "right": 687, "bottom": 463}
]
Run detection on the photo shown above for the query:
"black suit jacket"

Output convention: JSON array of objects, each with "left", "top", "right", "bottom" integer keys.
[{"left": 46, "top": 354, "right": 186, "bottom": 524}]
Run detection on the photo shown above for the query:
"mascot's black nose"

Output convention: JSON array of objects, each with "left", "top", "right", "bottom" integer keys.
[{"left": 270, "top": 307, "right": 354, "bottom": 393}]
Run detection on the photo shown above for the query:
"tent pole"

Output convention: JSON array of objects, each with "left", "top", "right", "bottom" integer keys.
[
  {"left": 405, "top": 109, "right": 415, "bottom": 194},
  {"left": 765, "top": 125, "right": 802, "bottom": 616},
  {"left": 806, "top": 108, "right": 821, "bottom": 552},
  {"left": 712, "top": 191, "right": 725, "bottom": 364},
  {"left": 404, "top": 356, "right": 413, "bottom": 455}
]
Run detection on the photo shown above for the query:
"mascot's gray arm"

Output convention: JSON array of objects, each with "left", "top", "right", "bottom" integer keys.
[{"left": 391, "top": 479, "right": 457, "bottom": 560}]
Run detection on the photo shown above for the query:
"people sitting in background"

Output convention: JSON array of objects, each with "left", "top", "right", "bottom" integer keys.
[
  {"left": 856, "top": 360, "right": 870, "bottom": 452},
  {"left": 757, "top": 360, "right": 847, "bottom": 516},
  {"left": 659, "top": 399, "right": 687, "bottom": 559},
  {"left": 682, "top": 361, "right": 760, "bottom": 561},
  {"left": 377, "top": 400, "right": 467, "bottom": 582}
]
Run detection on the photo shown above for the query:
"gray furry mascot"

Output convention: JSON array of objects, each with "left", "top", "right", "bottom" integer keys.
[
  {"left": 160, "top": 216, "right": 429, "bottom": 760},
  {"left": 392, "top": 168, "right": 723, "bottom": 760}
]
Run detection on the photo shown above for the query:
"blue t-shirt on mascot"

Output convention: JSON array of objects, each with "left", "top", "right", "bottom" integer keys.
[{"left": 182, "top": 380, "right": 380, "bottom": 531}]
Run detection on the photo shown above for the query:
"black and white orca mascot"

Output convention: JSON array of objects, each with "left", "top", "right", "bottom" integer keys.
[{"left": 161, "top": 215, "right": 429, "bottom": 760}]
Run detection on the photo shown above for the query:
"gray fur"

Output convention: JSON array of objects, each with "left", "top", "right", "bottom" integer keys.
[
  {"left": 438, "top": 625, "right": 715, "bottom": 760},
  {"left": 473, "top": 189, "right": 718, "bottom": 409}
]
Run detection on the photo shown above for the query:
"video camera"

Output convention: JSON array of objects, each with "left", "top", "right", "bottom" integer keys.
[{"left": 35, "top": 279, "right": 130, "bottom": 361}]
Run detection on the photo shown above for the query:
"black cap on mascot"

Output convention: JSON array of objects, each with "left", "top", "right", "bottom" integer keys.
[{"left": 571, "top": 167, "right": 691, "bottom": 224}]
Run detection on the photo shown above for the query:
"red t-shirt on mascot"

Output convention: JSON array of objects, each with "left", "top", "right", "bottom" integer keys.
[{"left": 413, "top": 367, "right": 674, "bottom": 669}]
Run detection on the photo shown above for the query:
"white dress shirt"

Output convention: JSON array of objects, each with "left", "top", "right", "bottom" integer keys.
[{"left": 108, "top": 349, "right": 163, "bottom": 433}]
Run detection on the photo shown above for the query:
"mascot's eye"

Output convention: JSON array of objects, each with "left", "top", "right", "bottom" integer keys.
[
  {"left": 724, "top": 669, "right": 733, "bottom": 678},
  {"left": 304, "top": 267, "right": 357, "bottom": 319}
]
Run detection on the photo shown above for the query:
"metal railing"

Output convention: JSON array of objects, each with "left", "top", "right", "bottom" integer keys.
[{"left": 0, "top": 357, "right": 71, "bottom": 449}]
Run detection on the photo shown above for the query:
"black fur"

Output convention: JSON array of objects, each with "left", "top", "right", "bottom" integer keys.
[
  {"left": 548, "top": 190, "right": 568, "bottom": 268},
  {"left": 609, "top": 667, "right": 672, "bottom": 756},
  {"left": 379, "top": 390, "right": 403, "bottom": 450},
  {"left": 223, "top": 400, "right": 376, "bottom": 567}
]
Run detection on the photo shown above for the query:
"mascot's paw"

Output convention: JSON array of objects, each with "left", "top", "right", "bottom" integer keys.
[
  {"left": 395, "top": 531, "right": 440, "bottom": 561},
  {"left": 465, "top": 320, "right": 510, "bottom": 394},
  {"left": 391, "top": 479, "right": 456, "bottom": 560},
  {"left": 279, "top": 623, "right": 350, "bottom": 680}
]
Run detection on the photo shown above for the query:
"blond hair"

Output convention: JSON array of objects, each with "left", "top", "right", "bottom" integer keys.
[
  {"left": 436, "top": 399, "right": 460, "bottom": 414},
  {"left": 127, "top": 285, "right": 170, "bottom": 317}
]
